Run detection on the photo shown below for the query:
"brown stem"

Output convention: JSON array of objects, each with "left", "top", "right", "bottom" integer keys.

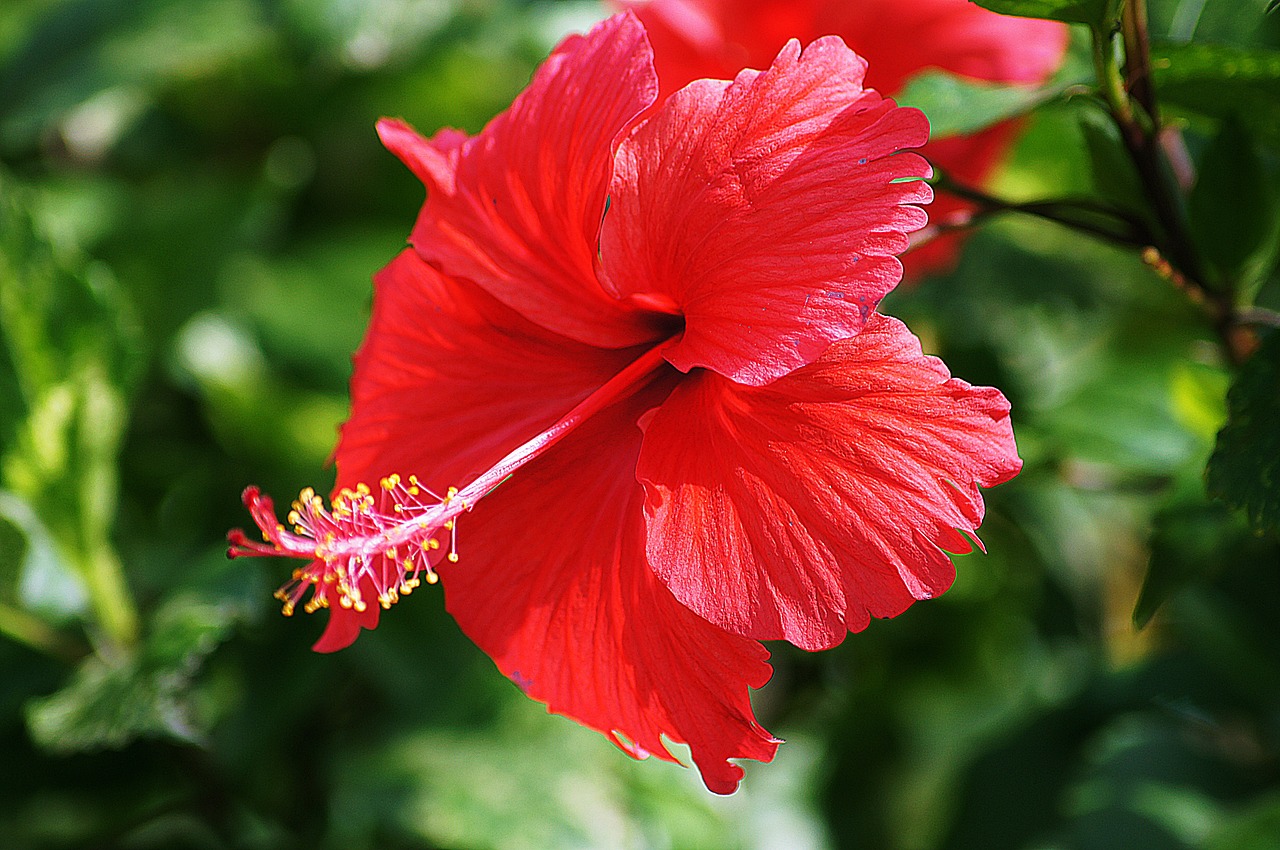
[
  {"left": 1121, "top": 0, "right": 1158, "bottom": 124},
  {"left": 1092, "top": 17, "right": 1253, "bottom": 362},
  {"left": 930, "top": 174, "right": 1153, "bottom": 248}
]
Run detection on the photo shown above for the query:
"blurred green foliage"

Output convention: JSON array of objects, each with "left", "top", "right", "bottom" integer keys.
[{"left": 1, "top": 0, "right": 1279, "bottom": 848}]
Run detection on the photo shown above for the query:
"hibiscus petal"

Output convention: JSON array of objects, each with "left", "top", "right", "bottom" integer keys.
[
  {"left": 395, "top": 12, "right": 664, "bottom": 349},
  {"left": 325, "top": 249, "right": 645, "bottom": 649},
  {"left": 637, "top": 313, "right": 1022, "bottom": 650},
  {"left": 440, "top": 381, "right": 779, "bottom": 794},
  {"left": 622, "top": 0, "right": 1068, "bottom": 278},
  {"left": 819, "top": 0, "right": 1069, "bottom": 93},
  {"left": 600, "top": 35, "right": 931, "bottom": 385},
  {"left": 336, "top": 249, "right": 644, "bottom": 492},
  {"left": 624, "top": 0, "right": 1068, "bottom": 113},
  {"left": 903, "top": 124, "right": 1022, "bottom": 276}
]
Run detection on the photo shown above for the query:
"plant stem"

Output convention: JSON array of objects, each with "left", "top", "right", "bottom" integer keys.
[
  {"left": 82, "top": 548, "right": 140, "bottom": 654},
  {"left": 0, "top": 601, "right": 88, "bottom": 663},
  {"left": 1092, "top": 11, "right": 1250, "bottom": 363},
  {"left": 1121, "top": 0, "right": 1158, "bottom": 123},
  {"left": 929, "top": 174, "right": 1152, "bottom": 248},
  {"left": 1236, "top": 307, "right": 1280, "bottom": 329}
]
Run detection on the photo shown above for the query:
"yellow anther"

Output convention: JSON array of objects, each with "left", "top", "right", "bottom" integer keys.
[
  {"left": 300, "top": 487, "right": 316, "bottom": 502},
  {"left": 393, "top": 504, "right": 403, "bottom": 513},
  {"left": 354, "top": 600, "right": 367, "bottom": 613},
  {"left": 287, "top": 510, "right": 301, "bottom": 525},
  {"left": 443, "top": 520, "right": 454, "bottom": 531},
  {"left": 428, "top": 539, "right": 440, "bottom": 550},
  {"left": 355, "top": 482, "right": 370, "bottom": 496},
  {"left": 282, "top": 602, "right": 295, "bottom": 617},
  {"left": 426, "top": 571, "right": 440, "bottom": 583},
  {"left": 447, "top": 552, "right": 459, "bottom": 563},
  {"left": 408, "top": 486, "right": 419, "bottom": 496},
  {"left": 339, "top": 596, "right": 353, "bottom": 609}
]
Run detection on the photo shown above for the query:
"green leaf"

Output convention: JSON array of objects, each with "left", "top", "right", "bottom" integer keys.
[
  {"left": 1134, "top": 502, "right": 1246, "bottom": 628},
  {"left": 0, "top": 491, "right": 87, "bottom": 620},
  {"left": 1077, "top": 105, "right": 1149, "bottom": 220},
  {"left": 1188, "top": 118, "right": 1279, "bottom": 287},
  {"left": 1152, "top": 43, "right": 1280, "bottom": 148},
  {"left": 969, "top": 0, "right": 1120, "bottom": 29},
  {"left": 0, "top": 171, "right": 142, "bottom": 646},
  {"left": 24, "top": 595, "right": 236, "bottom": 753},
  {"left": 897, "top": 71, "right": 1057, "bottom": 139},
  {"left": 1207, "top": 330, "right": 1280, "bottom": 534},
  {"left": 0, "top": 0, "right": 275, "bottom": 150},
  {"left": 1207, "top": 792, "right": 1280, "bottom": 850}
]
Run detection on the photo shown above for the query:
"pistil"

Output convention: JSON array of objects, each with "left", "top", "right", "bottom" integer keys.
[{"left": 229, "top": 337, "right": 676, "bottom": 617}]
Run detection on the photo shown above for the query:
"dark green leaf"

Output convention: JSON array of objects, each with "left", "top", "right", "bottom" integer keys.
[
  {"left": 1134, "top": 502, "right": 1246, "bottom": 628},
  {"left": 1077, "top": 105, "right": 1156, "bottom": 231},
  {"left": 897, "top": 71, "right": 1056, "bottom": 138},
  {"left": 1152, "top": 43, "right": 1280, "bottom": 148},
  {"left": 1207, "top": 330, "right": 1280, "bottom": 534},
  {"left": 1188, "top": 118, "right": 1279, "bottom": 286},
  {"left": 969, "top": 0, "right": 1120, "bottom": 29},
  {"left": 24, "top": 595, "right": 236, "bottom": 753}
]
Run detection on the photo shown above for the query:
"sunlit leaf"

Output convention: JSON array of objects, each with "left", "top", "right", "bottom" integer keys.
[
  {"left": 1152, "top": 43, "right": 1280, "bottom": 148},
  {"left": 0, "top": 173, "right": 140, "bottom": 644},
  {"left": 969, "top": 0, "right": 1120, "bottom": 29},
  {"left": 0, "top": 491, "right": 87, "bottom": 621},
  {"left": 897, "top": 71, "right": 1056, "bottom": 139}
]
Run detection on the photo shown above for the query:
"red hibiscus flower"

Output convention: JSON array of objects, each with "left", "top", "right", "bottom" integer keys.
[
  {"left": 230, "top": 12, "right": 1021, "bottom": 793},
  {"left": 620, "top": 0, "right": 1070, "bottom": 275}
]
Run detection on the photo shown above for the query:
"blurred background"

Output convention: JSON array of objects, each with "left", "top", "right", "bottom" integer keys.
[{"left": 2, "top": 0, "right": 1279, "bottom": 847}]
